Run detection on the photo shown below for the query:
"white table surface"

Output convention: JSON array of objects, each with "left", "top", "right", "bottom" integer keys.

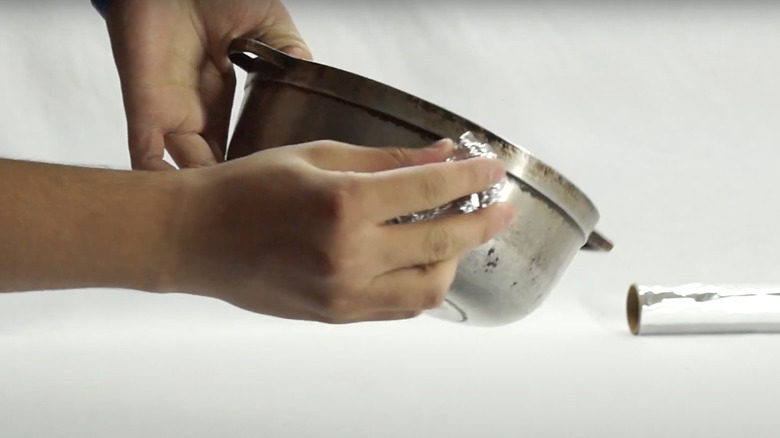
[{"left": 2, "top": 2, "right": 780, "bottom": 437}]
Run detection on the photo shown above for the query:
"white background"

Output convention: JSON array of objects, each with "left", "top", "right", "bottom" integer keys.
[{"left": 2, "top": 1, "right": 780, "bottom": 437}]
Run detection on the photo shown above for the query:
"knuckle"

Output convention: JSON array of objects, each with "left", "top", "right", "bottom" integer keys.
[
  {"left": 311, "top": 182, "right": 368, "bottom": 279},
  {"left": 376, "top": 289, "right": 403, "bottom": 309},
  {"left": 420, "top": 169, "right": 448, "bottom": 206},
  {"left": 312, "top": 250, "right": 339, "bottom": 278},
  {"left": 318, "top": 178, "right": 361, "bottom": 225},
  {"left": 421, "top": 285, "right": 448, "bottom": 309},
  {"left": 312, "top": 244, "right": 356, "bottom": 279},
  {"left": 318, "top": 139, "right": 349, "bottom": 150},
  {"left": 422, "top": 224, "right": 452, "bottom": 261},
  {"left": 316, "top": 293, "right": 355, "bottom": 322},
  {"left": 420, "top": 292, "right": 439, "bottom": 310},
  {"left": 383, "top": 147, "right": 412, "bottom": 167}
]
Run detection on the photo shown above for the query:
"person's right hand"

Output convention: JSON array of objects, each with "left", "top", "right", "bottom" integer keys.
[{"left": 166, "top": 139, "right": 515, "bottom": 323}]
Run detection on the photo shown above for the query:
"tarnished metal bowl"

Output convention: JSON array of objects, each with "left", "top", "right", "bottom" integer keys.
[{"left": 226, "top": 38, "right": 612, "bottom": 326}]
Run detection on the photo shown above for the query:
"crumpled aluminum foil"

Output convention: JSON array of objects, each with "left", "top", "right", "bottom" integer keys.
[{"left": 389, "top": 131, "right": 507, "bottom": 224}]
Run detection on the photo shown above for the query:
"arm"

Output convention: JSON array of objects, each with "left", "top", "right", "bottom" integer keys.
[
  {"left": 0, "top": 141, "right": 514, "bottom": 323},
  {"left": 0, "top": 158, "right": 182, "bottom": 293}
]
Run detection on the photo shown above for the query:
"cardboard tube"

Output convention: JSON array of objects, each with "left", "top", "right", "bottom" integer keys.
[{"left": 627, "top": 283, "right": 780, "bottom": 335}]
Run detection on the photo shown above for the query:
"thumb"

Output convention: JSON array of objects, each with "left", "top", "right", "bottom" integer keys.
[{"left": 252, "top": 1, "right": 313, "bottom": 61}]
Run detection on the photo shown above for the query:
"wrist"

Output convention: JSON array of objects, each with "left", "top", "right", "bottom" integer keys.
[
  {"left": 135, "top": 169, "right": 201, "bottom": 294},
  {"left": 150, "top": 167, "right": 221, "bottom": 296},
  {"left": 73, "top": 167, "right": 195, "bottom": 294}
]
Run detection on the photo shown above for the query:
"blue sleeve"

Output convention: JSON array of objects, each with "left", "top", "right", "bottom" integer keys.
[{"left": 91, "top": 0, "right": 114, "bottom": 18}]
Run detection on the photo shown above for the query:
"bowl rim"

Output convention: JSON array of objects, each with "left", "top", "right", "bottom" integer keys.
[{"left": 231, "top": 39, "right": 601, "bottom": 236}]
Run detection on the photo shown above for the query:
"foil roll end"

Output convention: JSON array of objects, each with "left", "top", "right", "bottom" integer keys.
[{"left": 626, "top": 284, "right": 641, "bottom": 335}]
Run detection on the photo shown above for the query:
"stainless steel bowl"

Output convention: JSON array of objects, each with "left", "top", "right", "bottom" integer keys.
[{"left": 226, "top": 38, "right": 612, "bottom": 326}]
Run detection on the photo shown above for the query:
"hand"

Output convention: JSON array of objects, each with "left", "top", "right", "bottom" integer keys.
[
  {"left": 105, "top": 0, "right": 311, "bottom": 170},
  {"left": 170, "top": 140, "right": 515, "bottom": 323}
]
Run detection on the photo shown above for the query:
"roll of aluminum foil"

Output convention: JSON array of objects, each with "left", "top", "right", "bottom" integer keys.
[
  {"left": 389, "top": 131, "right": 508, "bottom": 224},
  {"left": 627, "top": 283, "right": 780, "bottom": 335}
]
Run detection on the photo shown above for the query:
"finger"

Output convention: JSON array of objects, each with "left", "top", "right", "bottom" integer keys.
[
  {"left": 363, "top": 259, "right": 459, "bottom": 311},
  {"left": 303, "top": 138, "right": 455, "bottom": 173},
  {"left": 364, "top": 310, "right": 424, "bottom": 322},
  {"left": 164, "top": 133, "right": 220, "bottom": 169},
  {"left": 358, "top": 155, "right": 507, "bottom": 222},
  {"left": 122, "top": 78, "right": 221, "bottom": 170},
  {"left": 128, "top": 129, "right": 175, "bottom": 171},
  {"left": 196, "top": 61, "right": 235, "bottom": 163},
  {"left": 251, "top": 1, "right": 313, "bottom": 61},
  {"left": 377, "top": 203, "right": 516, "bottom": 269},
  {"left": 129, "top": 126, "right": 222, "bottom": 170},
  {"left": 318, "top": 310, "right": 423, "bottom": 324}
]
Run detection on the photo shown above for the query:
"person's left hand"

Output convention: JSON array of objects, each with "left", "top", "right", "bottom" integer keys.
[{"left": 105, "top": 0, "right": 312, "bottom": 170}]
